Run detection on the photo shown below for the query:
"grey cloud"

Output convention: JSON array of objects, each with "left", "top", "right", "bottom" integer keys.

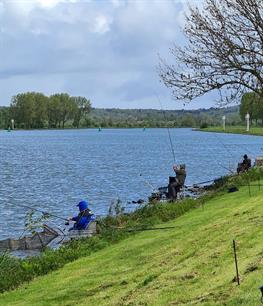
[{"left": 0, "top": 0, "right": 210, "bottom": 109}]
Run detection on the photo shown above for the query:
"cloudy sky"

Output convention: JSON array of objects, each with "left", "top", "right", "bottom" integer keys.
[{"left": 0, "top": 0, "right": 214, "bottom": 109}]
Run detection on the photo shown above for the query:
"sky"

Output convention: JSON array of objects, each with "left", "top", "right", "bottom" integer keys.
[{"left": 0, "top": 0, "right": 217, "bottom": 110}]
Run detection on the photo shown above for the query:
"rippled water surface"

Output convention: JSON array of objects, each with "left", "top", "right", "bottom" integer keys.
[{"left": 0, "top": 128, "right": 262, "bottom": 239}]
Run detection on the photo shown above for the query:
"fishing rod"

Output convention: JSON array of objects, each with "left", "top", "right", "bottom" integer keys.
[
  {"left": 212, "top": 131, "right": 234, "bottom": 157},
  {"left": 210, "top": 131, "right": 250, "bottom": 175},
  {"left": 109, "top": 225, "right": 176, "bottom": 232},
  {"left": 229, "top": 143, "right": 255, "bottom": 156},
  {"left": 219, "top": 163, "right": 235, "bottom": 174},
  {"left": 200, "top": 131, "right": 236, "bottom": 175},
  {"left": 185, "top": 179, "right": 216, "bottom": 188},
  {"left": 155, "top": 94, "right": 176, "bottom": 164},
  {"left": 139, "top": 173, "right": 158, "bottom": 192},
  {"left": 125, "top": 226, "right": 176, "bottom": 232},
  {"left": 15, "top": 202, "right": 68, "bottom": 221}
]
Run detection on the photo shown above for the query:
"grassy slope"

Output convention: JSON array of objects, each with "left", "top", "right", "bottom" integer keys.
[
  {"left": 1, "top": 185, "right": 263, "bottom": 305},
  {"left": 201, "top": 126, "right": 263, "bottom": 136}
]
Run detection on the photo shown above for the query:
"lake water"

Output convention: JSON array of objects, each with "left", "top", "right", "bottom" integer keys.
[{"left": 0, "top": 128, "right": 262, "bottom": 239}]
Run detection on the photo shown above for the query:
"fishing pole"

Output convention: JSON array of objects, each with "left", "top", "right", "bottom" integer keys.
[
  {"left": 218, "top": 163, "right": 235, "bottom": 174},
  {"left": 185, "top": 179, "right": 216, "bottom": 188},
  {"left": 110, "top": 225, "right": 176, "bottom": 232},
  {"left": 125, "top": 226, "right": 176, "bottom": 232},
  {"left": 212, "top": 131, "right": 234, "bottom": 157},
  {"left": 139, "top": 174, "right": 158, "bottom": 192},
  {"left": 210, "top": 131, "right": 249, "bottom": 174},
  {"left": 200, "top": 131, "right": 236, "bottom": 175},
  {"left": 15, "top": 203, "right": 68, "bottom": 221},
  {"left": 229, "top": 143, "right": 255, "bottom": 156},
  {"left": 155, "top": 94, "right": 176, "bottom": 164}
]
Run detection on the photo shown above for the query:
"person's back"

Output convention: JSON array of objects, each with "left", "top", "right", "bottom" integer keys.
[
  {"left": 70, "top": 200, "right": 95, "bottom": 230},
  {"left": 242, "top": 154, "right": 251, "bottom": 171},
  {"left": 175, "top": 164, "right": 186, "bottom": 187},
  {"left": 237, "top": 154, "right": 251, "bottom": 174},
  {"left": 168, "top": 164, "right": 187, "bottom": 200}
]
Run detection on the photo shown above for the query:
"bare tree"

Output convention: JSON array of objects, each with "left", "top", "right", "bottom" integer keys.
[{"left": 159, "top": 0, "right": 263, "bottom": 105}]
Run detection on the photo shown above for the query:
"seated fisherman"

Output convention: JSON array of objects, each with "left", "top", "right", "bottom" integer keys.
[
  {"left": 168, "top": 164, "right": 187, "bottom": 200},
  {"left": 68, "top": 200, "right": 95, "bottom": 231},
  {"left": 237, "top": 154, "right": 252, "bottom": 174}
]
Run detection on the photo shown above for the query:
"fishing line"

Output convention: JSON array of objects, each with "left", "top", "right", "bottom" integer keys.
[
  {"left": 155, "top": 94, "right": 176, "bottom": 164},
  {"left": 12, "top": 202, "right": 68, "bottom": 221},
  {"left": 154, "top": 95, "right": 232, "bottom": 189},
  {"left": 228, "top": 142, "right": 254, "bottom": 156},
  {"left": 204, "top": 131, "right": 238, "bottom": 174},
  {"left": 194, "top": 130, "right": 234, "bottom": 176},
  {"left": 154, "top": 95, "right": 229, "bottom": 183},
  {"left": 210, "top": 132, "right": 260, "bottom": 173},
  {"left": 139, "top": 173, "right": 158, "bottom": 193},
  {"left": 212, "top": 131, "right": 234, "bottom": 157}
]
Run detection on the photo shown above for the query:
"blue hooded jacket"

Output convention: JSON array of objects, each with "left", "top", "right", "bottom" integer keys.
[{"left": 71, "top": 200, "right": 95, "bottom": 230}]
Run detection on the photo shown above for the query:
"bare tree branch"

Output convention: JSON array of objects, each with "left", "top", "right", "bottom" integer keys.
[{"left": 159, "top": 0, "right": 263, "bottom": 105}]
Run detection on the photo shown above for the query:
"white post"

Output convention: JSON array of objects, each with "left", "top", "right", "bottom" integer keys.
[
  {"left": 11, "top": 119, "right": 14, "bottom": 130},
  {"left": 245, "top": 113, "right": 250, "bottom": 132},
  {"left": 222, "top": 115, "right": 226, "bottom": 131}
]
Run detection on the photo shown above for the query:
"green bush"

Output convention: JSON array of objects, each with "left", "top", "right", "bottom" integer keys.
[{"left": 200, "top": 122, "right": 208, "bottom": 129}]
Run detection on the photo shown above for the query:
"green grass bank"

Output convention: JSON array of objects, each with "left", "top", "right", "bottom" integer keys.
[
  {"left": 1, "top": 173, "right": 263, "bottom": 305},
  {"left": 200, "top": 125, "right": 263, "bottom": 136}
]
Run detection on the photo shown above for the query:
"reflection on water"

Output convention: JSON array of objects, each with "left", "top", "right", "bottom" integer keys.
[{"left": 0, "top": 128, "right": 262, "bottom": 239}]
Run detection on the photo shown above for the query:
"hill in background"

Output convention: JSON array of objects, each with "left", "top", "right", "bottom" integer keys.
[{"left": 87, "top": 105, "right": 240, "bottom": 128}]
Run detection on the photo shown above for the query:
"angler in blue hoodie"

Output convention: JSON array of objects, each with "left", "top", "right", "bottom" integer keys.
[{"left": 68, "top": 200, "right": 95, "bottom": 230}]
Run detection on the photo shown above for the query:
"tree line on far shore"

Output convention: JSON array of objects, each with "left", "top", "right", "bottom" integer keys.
[
  {"left": 86, "top": 107, "right": 241, "bottom": 128},
  {"left": 1, "top": 92, "right": 91, "bottom": 129},
  {"left": 0, "top": 91, "right": 242, "bottom": 129}
]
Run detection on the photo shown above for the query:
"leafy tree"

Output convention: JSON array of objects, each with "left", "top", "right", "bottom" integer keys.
[
  {"left": 0, "top": 107, "right": 10, "bottom": 129},
  {"left": 57, "top": 93, "right": 75, "bottom": 128},
  {"left": 240, "top": 92, "right": 263, "bottom": 125},
  {"left": 71, "top": 96, "right": 91, "bottom": 128},
  {"left": 10, "top": 92, "right": 49, "bottom": 128},
  {"left": 10, "top": 93, "right": 35, "bottom": 128},
  {"left": 47, "top": 94, "right": 60, "bottom": 128},
  {"left": 48, "top": 93, "right": 77, "bottom": 128},
  {"left": 240, "top": 93, "right": 253, "bottom": 121},
  {"left": 159, "top": 0, "right": 263, "bottom": 105},
  {"left": 180, "top": 114, "right": 195, "bottom": 127},
  {"left": 33, "top": 93, "right": 48, "bottom": 128}
]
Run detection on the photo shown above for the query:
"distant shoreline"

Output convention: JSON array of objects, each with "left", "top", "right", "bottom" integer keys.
[
  {"left": 198, "top": 126, "right": 263, "bottom": 137},
  {"left": 0, "top": 126, "right": 194, "bottom": 131}
]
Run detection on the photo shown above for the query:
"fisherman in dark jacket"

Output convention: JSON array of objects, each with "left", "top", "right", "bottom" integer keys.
[
  {"left": 68, "top": 200, "right": 95, "bottom": 230},
  {"left": 168, "top": 164, "right": 187, "bottom": 200},
  {"left": 237, "top": 154, "right": 252, "bottom": 174}
]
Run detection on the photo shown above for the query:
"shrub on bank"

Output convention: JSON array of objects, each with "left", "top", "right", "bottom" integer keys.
[{"left": 200, "top": 122, "right": 208, "bottom": 129}]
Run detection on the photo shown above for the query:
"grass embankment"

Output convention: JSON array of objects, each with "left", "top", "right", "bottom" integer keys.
[
  {"left": 1, "top": 174, "right": 263, "bottom": 305},
  {"left": 0, "top": 196, "right": 204, "bottom": 293},
  {"left": 200, "top": 125, "right": 263, "bottom": 136}
]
